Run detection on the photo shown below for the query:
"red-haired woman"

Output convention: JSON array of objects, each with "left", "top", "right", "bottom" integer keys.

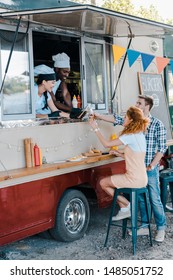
[{"left": 89, "top": 106, "right": 149, "bottom": 221}]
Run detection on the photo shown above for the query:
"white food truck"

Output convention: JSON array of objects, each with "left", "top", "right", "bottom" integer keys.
[{"left": 0, "top": 0, "right": 172, "bottom": 245}]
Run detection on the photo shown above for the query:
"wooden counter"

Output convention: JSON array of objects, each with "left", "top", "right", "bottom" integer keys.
[
  {"left": 0, "top": 154, "right": 115, "bottom": 183},
  {"left": 2, "top": 139, "right": 172, "bottom": 186}
]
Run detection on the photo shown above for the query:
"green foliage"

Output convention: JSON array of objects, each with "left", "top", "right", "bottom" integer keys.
[
  {"left": 102, "top": 0, "right": 134, "bottom": 15},
  {"left": 71, "top": 0, "right": 173, "bottom": 25},
  {"left": 136, "top": 4, "right": 164, "bottom": 23},
  {"left": 166, "top": 19, "right": 173, "bottom": 25},
  {"left": 4, "top": 76, "right": 27, "bottom": 94}
]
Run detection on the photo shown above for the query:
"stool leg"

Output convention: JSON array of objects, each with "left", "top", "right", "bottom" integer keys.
[
  {"left": 122, "top": 218, "right": 128, "bottom": 238},
  {"left": 144, "top": 192, "right": 153, "bottom": 246},
  {"left": 131, "top": 191, "right": 138, "bottom": 255},
  {"left": 160, "top": 178, "right": 168, "bottom": 211},
  {"left": 169, "top": 182, "right": 173, "bottom": 209},
  {"left": 104, "top": 191, "right": 118, "bottom": 247}
]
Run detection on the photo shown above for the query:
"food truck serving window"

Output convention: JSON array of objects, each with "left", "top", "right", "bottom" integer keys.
[
  {"left": 83, "top": 39, "right": 108, "bottom": 112},
  {"left": 0, "top": 29, "right": 34, "bottom": 121}
]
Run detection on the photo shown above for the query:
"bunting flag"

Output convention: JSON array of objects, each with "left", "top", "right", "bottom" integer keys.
[
  {"left": 155, "top": 57, "right": 170, "bottom": 74},
  {"left": 127, "top": 49, "right": 141, "bottom": 67},
  {"left": 112, "top": 43, "right": 173, "bottom": 75},
  {"left": 112, "top": 45, "right": 126, "bottom": 64},
  {"left": 141, "top": 53, "right": 155, "bottom": 72}
]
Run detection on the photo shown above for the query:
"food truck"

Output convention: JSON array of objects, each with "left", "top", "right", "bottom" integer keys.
[{"left": 0, "top": 0, "right": 173, "bottom": 246}]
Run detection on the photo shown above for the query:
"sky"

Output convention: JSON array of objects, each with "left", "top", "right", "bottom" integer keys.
[{"left": 131, "top": 0, "right": 172, "bottom": 20}]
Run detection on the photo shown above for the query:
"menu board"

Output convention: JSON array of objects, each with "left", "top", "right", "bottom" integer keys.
[{"left": 138, "top": 72, "right": 172, "bottom": 140}]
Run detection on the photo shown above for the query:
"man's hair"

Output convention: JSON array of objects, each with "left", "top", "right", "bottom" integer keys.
[{"left": 138, "top": 95, "right": 154, "bottom": 111}]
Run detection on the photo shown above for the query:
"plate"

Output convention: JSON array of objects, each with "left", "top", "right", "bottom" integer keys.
[{"left": 67, "top": 158, "right": 83, "bottom": 162}]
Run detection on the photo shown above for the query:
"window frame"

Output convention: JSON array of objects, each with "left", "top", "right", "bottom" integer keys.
[
  {"left": 81, "top": 36, "right": 108, "bottom": 113},
  {"left": 0, "top": 25, "right": 35, "bottom": 121}
]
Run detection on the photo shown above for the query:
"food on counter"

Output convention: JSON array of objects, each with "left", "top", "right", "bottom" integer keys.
[
  {"left": 92, "top": 148, "right": 101, "bottom": 153},
  {"left": 67, "top": 148, "right": 104, "bottom": 161},
  {"left": 82, "top": 147, "right": 102, "bottom": 157},
  {"left": 67, "top": 155, "right": 87, "bottom": 162}
]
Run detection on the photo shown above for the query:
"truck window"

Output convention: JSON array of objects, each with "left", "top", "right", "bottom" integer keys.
[
  {"left": 0, "top": 29, "right": 32, "bottom": 121},
  {"left": 83, "top": 40, "right": 108, "bottom": 112}
]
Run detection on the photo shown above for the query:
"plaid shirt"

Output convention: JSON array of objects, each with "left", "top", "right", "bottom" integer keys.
[{"left": 113, "top": 113, "right": 167, "bottom": 166}]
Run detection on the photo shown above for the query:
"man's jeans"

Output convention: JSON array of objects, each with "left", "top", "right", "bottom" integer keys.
[{"left": 139, "top": 166, "right": 166, "bottom": 230}]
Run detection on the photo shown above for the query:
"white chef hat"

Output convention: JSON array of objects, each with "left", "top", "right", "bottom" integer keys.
[
  {"left": 52, "top": 52, "right": 70, "bottom": 68},
  {"left": 34, "top": 64, "right": 56, "bottom": 80}
]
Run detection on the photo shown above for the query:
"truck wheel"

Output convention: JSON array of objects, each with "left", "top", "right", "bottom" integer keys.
[{"left": 50, "top": 189, "right": 90, "bottom": 242}]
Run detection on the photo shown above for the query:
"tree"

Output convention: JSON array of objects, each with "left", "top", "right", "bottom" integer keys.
[
  {"left": 102, "top": 0, "right": 135, "bottom": 15},
  {"left": 71, "top": 0, "right": 173, "bottom": 24},
  {"left": 166, "top": 19, "right": 173, "bottom": 25},
  {"left": 136, "top": 4, "right": 164, "bottom": 23}
]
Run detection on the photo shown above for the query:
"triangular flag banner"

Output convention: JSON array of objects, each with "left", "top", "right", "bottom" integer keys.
[
  {"left": 112, "top": 45, "right": 126, "bottom": 64},
  {"left": 127, "top": 49, "right": 141, "bottom": 67},
  {"left": 170, "top": 60, "right": 173, "bottom": 75},
  {"left": 155, "top": 57, "right": 170, "bottom": 74},
  {"left": 141, "top": 53, "right": 155, "bottom": 72}
]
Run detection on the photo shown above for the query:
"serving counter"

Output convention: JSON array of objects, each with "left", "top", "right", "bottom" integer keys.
[{"left": 0, "top": 154, "right": 121, "bottom": 188}]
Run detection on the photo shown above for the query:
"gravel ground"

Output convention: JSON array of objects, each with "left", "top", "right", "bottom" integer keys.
[{"left": 1, "top": 199, "right": 173, "bottom": 260}]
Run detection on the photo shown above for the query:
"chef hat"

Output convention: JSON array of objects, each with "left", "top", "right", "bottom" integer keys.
[
  {"left": 52, "top": 52, "right": 70, "bottom": 68},
  {"left": 34, "top": 64, "right": 56, "bottom": 80}
]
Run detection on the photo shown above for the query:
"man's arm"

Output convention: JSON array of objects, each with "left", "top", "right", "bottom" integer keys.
[
  {"left": 147, "top": 120, "right": 167, "bottom": 170},
  {"left": 61, "top": 82, "right": 72, "bottom": 108},
  {"left": 94, "top": 113, "right": 115, "bottom": 123},
  {"left": 93, "top": 112, "right": 124, "bottom": 126},
  {"left": 50, "top": 82, "right": 72, "bottom": 112},
  {"left": 147, "top": 152, "right": 164, "bottom": 170},
  {"left": 50, "top": 91, "right": 72, "bottom": 113}
]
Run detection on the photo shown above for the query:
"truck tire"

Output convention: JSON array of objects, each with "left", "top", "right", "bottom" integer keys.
[{"left": 50, "top": 189, "right": 90, "bottom": 242}]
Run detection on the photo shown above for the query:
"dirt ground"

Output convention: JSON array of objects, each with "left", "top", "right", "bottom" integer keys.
[{"left": 0, "top": 199, "right": 173, "bottom": 260}]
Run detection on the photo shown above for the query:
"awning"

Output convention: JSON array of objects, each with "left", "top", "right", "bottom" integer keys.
[
  {"left": 0, "top": 0, "right": 79, "bottom": 11},
  {"left": 1, "top": 0, "right": 173, "bottom": 38}
]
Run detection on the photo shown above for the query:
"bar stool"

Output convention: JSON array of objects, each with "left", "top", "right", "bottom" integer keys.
[
  {"left": 159, "top": 169, "right": 173, "bottom": 212},
  {"left": 104, "top": 187, "right": 153, "bottom": 255}
]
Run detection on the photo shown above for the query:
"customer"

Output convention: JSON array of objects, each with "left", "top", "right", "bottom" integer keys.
[
  {"left": 93, "top": 95, "right": 167, "bottom": 242},
  {"left": 51, "top": 52, "right": 82, "bottom": 118},
  {"left": 136, "top": 95, "right": 167, "bottom": 242},
  {"left": 89, "top": 106, "right": 149, "bottom": 221},
  {"left": 34, "top": 64, "right": 69, "bottom": 119}
]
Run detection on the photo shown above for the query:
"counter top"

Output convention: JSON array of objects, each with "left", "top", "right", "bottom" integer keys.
[
  {"left": 0, "top": 154, "right": 116, "bottom": 183},
  {"left": 2, "top": 138, "right": 172, "bottom": 186}
]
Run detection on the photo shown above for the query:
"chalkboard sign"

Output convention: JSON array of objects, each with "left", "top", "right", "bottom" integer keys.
[{"left": 138, "top": 72, "right": 172, "bottom": 140}]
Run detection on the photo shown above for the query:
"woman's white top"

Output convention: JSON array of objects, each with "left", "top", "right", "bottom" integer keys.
[{"left": 119, "top": 132, "right": 146, "bottom": 152}]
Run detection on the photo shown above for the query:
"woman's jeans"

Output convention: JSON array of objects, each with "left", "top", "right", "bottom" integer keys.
[{"left": 139, "top": 166, "right": 166, "bottom": 230}]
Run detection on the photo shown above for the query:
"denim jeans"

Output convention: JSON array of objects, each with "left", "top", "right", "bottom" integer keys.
[{"left": 139, "top": 166, "right": 166, "bottom": 230}]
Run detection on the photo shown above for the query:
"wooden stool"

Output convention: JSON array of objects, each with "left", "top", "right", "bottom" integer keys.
[
  {"left": 159, "top": 169, "right": 173, "bottom": 212},
  {"left": 104, "top": 187, "right": 153, "bottom": 255}
]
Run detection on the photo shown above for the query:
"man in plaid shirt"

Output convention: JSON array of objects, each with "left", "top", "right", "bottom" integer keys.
[{"left": 93, "top": 95, "right": 167, "bottom": 242}]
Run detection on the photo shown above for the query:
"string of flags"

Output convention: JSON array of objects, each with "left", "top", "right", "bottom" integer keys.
[{"left": 112, "top": 45, "right": 173, "bottom": 74}]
